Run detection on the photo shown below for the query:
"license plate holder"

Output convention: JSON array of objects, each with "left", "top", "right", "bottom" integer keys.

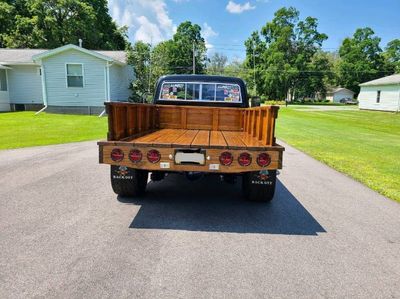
[{"left": 174, "top": 149, "right": 206, "bottom": 165}]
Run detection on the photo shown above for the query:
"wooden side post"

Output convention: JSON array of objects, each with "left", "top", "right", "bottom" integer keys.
[
  {"left": 181, "top": 107, "right": 187, "bottom": 129},
  {"left": 212, "top": 109, "right": 219, "bottom": 131}
]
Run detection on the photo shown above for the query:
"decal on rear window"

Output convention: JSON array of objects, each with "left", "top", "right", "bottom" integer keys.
[{"left": 159, "top": 82, "right": 242, "bottom": 103}]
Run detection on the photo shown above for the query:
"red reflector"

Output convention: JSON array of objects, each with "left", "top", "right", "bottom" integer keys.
[
  {"left": 111, "top": 148, "right": 124, "bottom": 162},
  {"left": 147, "top": 149, "right": 161, "bottom": 163},
  {"left": 238, "top": 152, "right": 252, "bottom": 166},
  {"left": 129, "top": 149, "right": 142, "bottom": 163},
  {"left": 219, "top": 152, "right": 233, "bottom": 166},
  {"left": 257, "top": 153, "right": 271, "bottom": 167}
]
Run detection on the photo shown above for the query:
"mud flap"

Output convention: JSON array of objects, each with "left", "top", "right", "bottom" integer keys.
[
  {"left": 111, "top": 166, "right": 135, "bottom": 180},
  {"left": 248, "top": 170, "right": 276, "bottom": 186},
  {"left": 110, "top": 166, "right": 148, "bottom": 197},
  {"left": 243, "top": 170, "right": 277, "bottom": 202}
]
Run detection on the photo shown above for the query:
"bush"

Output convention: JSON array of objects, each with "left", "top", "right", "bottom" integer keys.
[{"left": 263, "top": 100, "right": 286, "bottom": 105}]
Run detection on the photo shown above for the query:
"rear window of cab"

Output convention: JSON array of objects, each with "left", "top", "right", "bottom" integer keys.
[{"left": 160, "top": 82, "right": 242, "bottom": 103}]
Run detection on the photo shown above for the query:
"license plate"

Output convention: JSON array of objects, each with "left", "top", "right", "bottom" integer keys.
[{"left": 175, "top": 150, "right": 205, "bottom": 165}]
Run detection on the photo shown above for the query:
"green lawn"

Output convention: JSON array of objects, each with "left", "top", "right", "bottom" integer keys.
[
  {"left": 0, "top": 112, "right": 107, "bottom": 150},
  {"left": 276, "top": 108, "right": 400, "bottom": 202}
]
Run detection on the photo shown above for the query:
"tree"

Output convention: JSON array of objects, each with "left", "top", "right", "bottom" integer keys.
[
  {"left": 150, "top": 40, "right": 173, "bottom": 89},
  {"left": 224, "top": 59, "right": 249, "bottom": 82},
  {"left": 168, "top": 21, "right": 207, "bottom": 74},
  {"left": 0, "top": 0, "right": 127, "bottom": 50},
  {"left": 126, "top": 21, "right": 209, "bottom": 101},
  {"left": 244, "top": 31, "right": 266, "bottom": 94},
  {"left": 337, "top": 27, "right": 386, "bottom": 93},
  {"left": 207, "top": 52, "right": 228, "bottom": 75},
  {"left": 0, "top": 1, "right": 15, "bottom": 47},
  {"left": 127, "top": 41, "right": 151, "bottom": 102},
  {"left": 384, "top": 39, "right": 400, "bottom": 73},
  {"left": 244, "top": 7, "right": 328, "bottom": 100},
  {"left": 297, "top": 51, "right": 334, "bottom": 99}
]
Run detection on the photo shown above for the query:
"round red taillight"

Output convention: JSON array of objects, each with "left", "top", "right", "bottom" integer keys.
[
  {"left": 129, "top": 149, "right": 142, "bottom": 163},
  {"left": 238, "top": 152, "right": 252, "bottom": 166},
  {"left": 147, "top": 149, "right": 161, "bottom": 163},
  {"left": 111, "top": 148, "right": 124, "bottom": 162},
  {"left": 257, "top": 153, "right": 271, "bottom": 167},
  {"left": 219, "top": 152, "right": 233, "bottom": 166}
]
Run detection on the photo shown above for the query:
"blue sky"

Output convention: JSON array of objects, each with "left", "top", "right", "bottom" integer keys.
[{"left": 108, "top": 0, "right": 400, "bottom": 60}]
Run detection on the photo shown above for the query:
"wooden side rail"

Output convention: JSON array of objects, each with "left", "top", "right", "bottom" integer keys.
[
  {"left": 106, "top": 102, "right": 279, "bottom": 146},
  {"left": 243, "top": 106, "right": 279, "bottom": 146},
  {"left": 157, "top": 105, "right": 243, "bottom": 131},
  {"left": 106, "top": 102, "right": 158, "bottom": 141}
]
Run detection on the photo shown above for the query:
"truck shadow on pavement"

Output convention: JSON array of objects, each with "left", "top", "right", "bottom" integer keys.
[{"left": 119, "top": 174, "right": 326, "bottom": 235}]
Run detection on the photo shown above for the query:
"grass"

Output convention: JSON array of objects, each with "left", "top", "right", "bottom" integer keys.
[
  {"left": 0, "top": 112, "right": 107, "bottom": 150},
  {"left": 276, "top": 108, "right": 400, "bottom": 202},
  {"left": 289, "top": 102, "right": 347, "bottom": 106}
]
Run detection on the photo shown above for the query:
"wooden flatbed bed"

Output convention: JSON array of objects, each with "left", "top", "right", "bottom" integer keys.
[
  {"left": 98, "top": 75, "right": 284, "bottom": 202},
  {"left": 98, "top": 102, "right": 284, "bottom": 173}
]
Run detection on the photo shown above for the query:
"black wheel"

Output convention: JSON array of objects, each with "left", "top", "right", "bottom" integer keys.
[
  {"left": 110, "top": 166, "right": 148, "bottom": 197},
  {"left": 242, "top": 170, "right": 277, "bottom": 202}
]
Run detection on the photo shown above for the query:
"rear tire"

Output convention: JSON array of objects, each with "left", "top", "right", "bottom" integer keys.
[
  {"left": 242, "top": 170, "right": 276, "bottom": 202},
  {"left": 110, "top": 166, "right": 148, "bottom": 197}
]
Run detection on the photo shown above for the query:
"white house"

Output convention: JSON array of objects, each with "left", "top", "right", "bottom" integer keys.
[
  {"left": 326, "top": 87, "right": 355, "bottom": 103},
  {"left": 358, "top": 74, "right": 400, "bottom": 112},
  {"left": 0, "top": 44, "right": 134, "bottom": 114}
]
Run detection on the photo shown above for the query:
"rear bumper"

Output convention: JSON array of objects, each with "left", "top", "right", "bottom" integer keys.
[{"left": 98, "top": 143, "right": 284, "bottom": 174}]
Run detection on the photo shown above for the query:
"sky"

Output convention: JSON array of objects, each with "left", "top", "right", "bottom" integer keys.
[{"left": 108, "top": 0, "right": 400, "bottom": 61}]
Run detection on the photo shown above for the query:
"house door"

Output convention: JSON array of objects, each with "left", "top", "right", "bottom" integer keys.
[{"left": 0, "top": 68, "right": 10, "bottom": 111}]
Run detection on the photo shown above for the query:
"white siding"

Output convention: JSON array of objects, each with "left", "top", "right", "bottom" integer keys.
[
  {"left": 109, "top": 64, "right": 134, "bottom": 101},
  {"left": 0, "top": 89, "right": 9, "bottom": 111},
  {"left": 0, "top": 69, "right": 10, "bottom": 111},
  {"left": 7, "top": 65, "right": 43, "bottom": 104},
  {"left": 358, "top": 85, "right": 400, "bottom": 112},
  {"left": 333, "top": 90, "right": 354, "bottom": 103},
  {"left": 42, "top": 49, "right": 107, "bottom": 107}
]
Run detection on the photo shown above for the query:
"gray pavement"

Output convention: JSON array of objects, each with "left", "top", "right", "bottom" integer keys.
[{"left": 0, "top": 141, "right": 399, "bottom": 298}]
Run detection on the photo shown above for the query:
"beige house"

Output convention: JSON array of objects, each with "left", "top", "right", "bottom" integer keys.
[{"left": 326, "top": 87, "right": 355, "bottom": 103}]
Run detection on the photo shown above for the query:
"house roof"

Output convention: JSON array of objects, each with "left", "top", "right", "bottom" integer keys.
[
  {"left": 327, "top": 87, "right": 355, "bottom": 94},
  {"left": 0, "top": 44, "right": 127, "bottom": 65},
  {"left": 95, "top": 51, "right": 127, "bottom": 64},
  {"left": 0, "top": 48, "right": 47, "bottom": 65},
  {"left": 359, "top": 74, "right": 400, "bottom": 86}
]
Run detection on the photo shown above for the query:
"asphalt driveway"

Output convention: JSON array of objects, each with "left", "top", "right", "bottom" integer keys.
[{"left": 0, "top": 141, "right": 399, "bottom": 298}]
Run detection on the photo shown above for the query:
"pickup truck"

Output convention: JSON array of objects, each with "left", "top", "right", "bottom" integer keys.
[{"left": 98, "top": 75, "right": 284, "bottom": 202}]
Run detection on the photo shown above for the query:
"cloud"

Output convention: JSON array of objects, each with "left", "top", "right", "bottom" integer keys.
[
  {"left": 226, "top": 1, "right": 256, "bottom": 14},
  {"left": 134, "top": 16, "right": 165, "bottom": 43},
  {"left": 108, "top": 0, "right": 175, "bottom": 44},
  {"left": 201, "top": 22, "right": 218, "bottom": 49}
]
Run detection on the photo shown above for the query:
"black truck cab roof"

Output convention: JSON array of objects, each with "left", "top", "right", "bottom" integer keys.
[{"left": 154, "top": 75, "right": 248, "bottom": 108}]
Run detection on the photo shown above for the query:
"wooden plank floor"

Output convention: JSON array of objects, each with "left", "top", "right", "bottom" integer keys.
[{"left": 129, "top": 129, "right": 272, "bottom": 150}]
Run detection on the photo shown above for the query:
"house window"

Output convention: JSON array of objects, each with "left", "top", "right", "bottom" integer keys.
[
  {"left": 66, "top": 64, "right": 83, "bottom": 87},
  {"left": 0, "top": 69, "right": 7, "bottom": 91},
  {"left": 376, "top": 90, "right": 381, "bottom": 103}
]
